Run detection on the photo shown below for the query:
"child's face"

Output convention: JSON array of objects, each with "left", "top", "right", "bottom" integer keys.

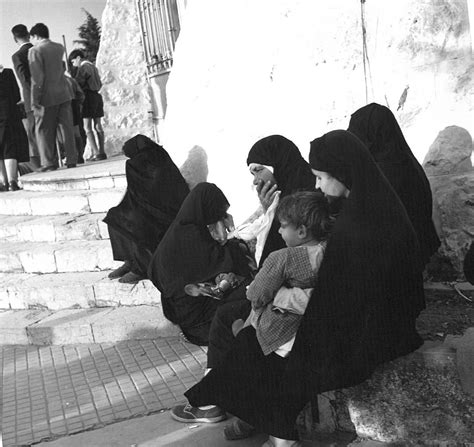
[{"left": 278, "top": 219, "right": 306, "bottom": 247}]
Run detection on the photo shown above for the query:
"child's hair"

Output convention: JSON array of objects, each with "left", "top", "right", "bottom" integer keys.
[{"left": 277, "top": 191, "right": 333, "bottom": 241}]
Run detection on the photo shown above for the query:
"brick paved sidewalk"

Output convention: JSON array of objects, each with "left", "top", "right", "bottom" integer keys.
[{"left": 1, "top": 338, "right": 206, "bottom": 447}]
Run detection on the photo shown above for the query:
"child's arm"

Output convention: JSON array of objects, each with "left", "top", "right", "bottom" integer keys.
[{"left": 246, "top": 249, "right": 287, "bottom": 309}]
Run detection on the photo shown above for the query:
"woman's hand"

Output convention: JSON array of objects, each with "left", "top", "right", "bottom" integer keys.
[{"left": 256, "top": 180, "right": 278, "bottom": 212}]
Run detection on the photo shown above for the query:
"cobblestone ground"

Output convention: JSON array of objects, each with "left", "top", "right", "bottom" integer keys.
[{"left": 1, "top": 339, "right": 207, "bottom": 447}]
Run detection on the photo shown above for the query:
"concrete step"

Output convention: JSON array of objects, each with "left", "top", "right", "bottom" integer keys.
[
  {"left": 0, "top": 271, "right": 161, "bottom": 310},
  {"left": 0, "top": 305, "right": 180, "bottom": 345},
  {"left": 0, "top": 213, "right": 108, "bottom": 243},
  {"left": 0, "top": 187, "right": 124, "bottom": 216},
  {"left": 0, "top": 240, "right": 120, "bottom": 273},
  {"left": 20, "top": 156, "right": 126, "bottom": 192}
]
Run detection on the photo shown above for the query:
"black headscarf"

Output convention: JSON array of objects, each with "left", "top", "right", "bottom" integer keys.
[
  {"left": 348, "top": 103, "right": 440, "bottom": 265},
  {"left": 289, "top": 130, "right": 425, "bottom": 397},
  {"left": 103, "top": 135, "right": 189, "bottom": 250},
  {"left": 148, "top": 183, "right": 249, "bottom": 333},
  {"left": 246, "top": 135, "right": 316, "bottom": 265}
]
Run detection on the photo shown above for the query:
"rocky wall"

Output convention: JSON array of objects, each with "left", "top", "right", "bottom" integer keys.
[
  {"left": 96, "top": 0, "right": 155, "bottom": 155},
  {"left": 160, "top": 0, "right": 473, "bottom": 223}
]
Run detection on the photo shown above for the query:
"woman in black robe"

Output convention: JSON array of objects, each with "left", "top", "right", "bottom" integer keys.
[
  {"left": 103, "top": 134, "right": 189, "bottom": 283},
  {"left": 0, "top": 66, "right": 29, "bottom": 191},
  {"left": 206, "top": 135, "right": 316, "bottom": 369},
  {"left": 184, "top": 130, "right": 425, "bottom": 446},
  {"left": 347, "top": 103, "right": 440, "bottom": 266},
  {"left": 147, "top": 182, "right": 252, "bottom": 346}
]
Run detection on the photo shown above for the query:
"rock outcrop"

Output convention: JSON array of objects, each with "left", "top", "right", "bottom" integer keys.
[
  {"left": 423, "top": 126, "right": 474, "bottom": 276},
  {"left": 96, "top": 0, "right": 155, "bottom": 155}
]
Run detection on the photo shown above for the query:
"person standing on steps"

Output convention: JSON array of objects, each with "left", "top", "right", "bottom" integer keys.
[
  {"left": 0, "top": 64, "right": 29, "bottom": 191},
  {"left": 28, "top": 23, "right": 77, "bottom": 171},
  {"left": 11, "top": 24, "right": 40, "bottom": 171},
  {"left": 68, "top": 49, "right": 106, "bottom": 162}
]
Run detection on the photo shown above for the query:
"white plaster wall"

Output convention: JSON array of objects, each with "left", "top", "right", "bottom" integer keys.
[
  {"left": 97, "top": 0, "right": 155, "bottom": 155},
  {"left": 160, "top": 0, "right": 473, "bottom": 223}
]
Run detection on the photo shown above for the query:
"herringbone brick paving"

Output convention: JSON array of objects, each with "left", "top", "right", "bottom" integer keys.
[{"left": 1, "top": 339, "right": 207, "bottom": 446}]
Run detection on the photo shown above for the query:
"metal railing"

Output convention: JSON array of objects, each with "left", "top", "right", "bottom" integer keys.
[{"left": 136, "top": 0, "right": 181, "bottom": 76}]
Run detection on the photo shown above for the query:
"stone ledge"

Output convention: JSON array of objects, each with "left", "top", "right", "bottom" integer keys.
[
  {"left": 0, "top": 240, "right": 121, "bottom": 274},
  {"left": 0, "top": 305, "right": 179, "bottom": 345},
  {"left": 0, "top": 213, "right": 108, "bottom": 243},
  {"left": 0, "top": 271, "right": 161, "bottom": 310},
  {"left": 0, "top": 188, "right": 124, "bottom": 216}
]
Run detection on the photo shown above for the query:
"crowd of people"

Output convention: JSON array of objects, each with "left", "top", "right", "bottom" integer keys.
[
  {"left": 0, "top": 22, "right": 106, "bottom": 191},
  {"left": 104, "top": 104, "right": 441, "bottom": 447}
]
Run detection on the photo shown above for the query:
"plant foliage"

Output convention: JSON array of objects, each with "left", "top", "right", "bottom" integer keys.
[{"left": 73, "top": 8, "right": 101, "bottom": 62}]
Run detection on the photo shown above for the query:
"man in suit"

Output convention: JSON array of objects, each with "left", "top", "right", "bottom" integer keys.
[
  {"left": 11, "top": 24, "right": 40, "bottom": 170},
  {"left": 29, "top": 23, "right": 77, "bottom": 171}
]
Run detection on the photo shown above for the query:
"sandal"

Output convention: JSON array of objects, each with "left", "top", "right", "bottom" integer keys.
[{"left": 223, "top": 418, "right": 255, "bottom": 440}]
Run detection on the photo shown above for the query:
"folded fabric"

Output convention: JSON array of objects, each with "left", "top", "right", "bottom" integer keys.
[
  {"left": 231, "top": 191, "right": 281, "bottom": 265},
  {"left": 272, "top": 286, "right": 313, "bottom": 315}
]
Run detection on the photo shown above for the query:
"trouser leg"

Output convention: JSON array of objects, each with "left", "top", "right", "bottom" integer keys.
[
  {"left": 57, "top": 101, "right": 77, "bottom": 165},
  {"left": 23, "top": 111, "right": 40, "bottom": 169},
  {"left": 206, "top": 296, "right": 250, "bottom": 369},
  {"left": 35, "top": 105, "right": 59, "bottom": 168}
]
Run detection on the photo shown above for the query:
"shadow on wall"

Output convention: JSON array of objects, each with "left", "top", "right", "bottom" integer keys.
[{"left": 179, "top": 145, "right": 209, "bottom": 189}]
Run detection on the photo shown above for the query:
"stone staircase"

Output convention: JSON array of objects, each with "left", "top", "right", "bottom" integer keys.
[{"left": 0, "top": 157, "right": 179, "bottom": 344}]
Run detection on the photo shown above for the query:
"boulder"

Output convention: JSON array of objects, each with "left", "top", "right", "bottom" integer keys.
[
  {"left": 423, "top": 126, "right": 473, "bottom": 176},
  {"left": 296, "top": 341, "right": 474, "bottom": 444},
  {"left": 423, "top": 126, "right": 474, "bottom": 275}
]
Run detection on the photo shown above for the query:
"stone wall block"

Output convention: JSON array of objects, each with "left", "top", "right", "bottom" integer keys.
[
  {"left": 30, "top": 195, "right": 90, "bottom": 216},
  {"left": 19, "top": 248, "right": 57, "bottom": 274},
  {"left": 88, "top": 190, "right": 124, "bottom": 213},
  {"left": 339, "top": 346, "right": 474, "bottom": 443},
  {"left": 0, "top": 251, "right": 24, "bottom": 273}
]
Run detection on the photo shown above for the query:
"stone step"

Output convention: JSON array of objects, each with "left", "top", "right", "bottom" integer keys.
[
  {"left": 0, "top": 240, "right": 120, "bottom": 273},
  {"left": 0, "top": 305, "right": 180, "bottom": 345},
  {"left": 20, "top": 156, "right": 126, "bottom": 192},
  {"left": 0, "top": 213, "right": 108, "bottom": 243},
  {"left": 0, "top": 271, "right": 160, "bottom": 310},
  {"left": 0, "top": 187, "right": 124, "bottom": 216}
]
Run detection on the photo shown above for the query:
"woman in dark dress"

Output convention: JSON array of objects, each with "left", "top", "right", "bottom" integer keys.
[
  {"left": 147, "top": 182, "right": 252, "bottom": 346},
  {"left": 103, "top": 134, "right": 189, "bottom": 283},
  {"left": 206, "top": 135, "right": 316, "bottom": 369},
  {"left": 184, "top": 130, "right": 425, "bottom": 446},
  {"left": 347, "top": 103, "right": 440, "bottom": 266},
  {"left": 170, "top": 135, "right": 316, "bottom": 433},
  {"left": 0, "top": 66, "right": 29, "bottom": 191}
]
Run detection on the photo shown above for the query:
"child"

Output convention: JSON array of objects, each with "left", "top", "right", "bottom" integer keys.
[{"left": 236, "top": 191, "right": 333, "bottom": 357}]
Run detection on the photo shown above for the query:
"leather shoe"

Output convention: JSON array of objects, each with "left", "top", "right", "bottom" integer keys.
[
  {"left": 8, "top": 181, "right": 20, "bottom": 191},
  {"left": 67, "top": 164, "right": 77, "bottom": 168},
  {"left": 36, "top": 166, "right": 57, "bottom": 173},
  {"left": 87, "top": 153, "right": 107, "bottom": 162}
]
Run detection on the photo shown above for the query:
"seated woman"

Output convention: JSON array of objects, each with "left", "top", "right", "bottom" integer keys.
[
  {"left": 169, "top": 135, "right": 316, "bottom": 432},
  {"left": 147, "top": 182, "right": 252, "bottom": 346},
  {"left": 206, "top": 135, "right": 316, "bottom": 368},
  {"left": 183, "top": 130, "right": 425, "bottom": 447},
  {"left": 347, "top": 103, "right": 440, "bottom": 266},
  {"left": 103, "top": 134, "right": 189, "bottom": 283}
]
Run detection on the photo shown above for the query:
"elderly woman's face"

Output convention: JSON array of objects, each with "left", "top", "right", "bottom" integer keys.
[
  {"left": 312, "top": 169, "right": 349, "bottom": 198},
  {"left": 249, "top": 163, "right": 276, "bottom": 188}
]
